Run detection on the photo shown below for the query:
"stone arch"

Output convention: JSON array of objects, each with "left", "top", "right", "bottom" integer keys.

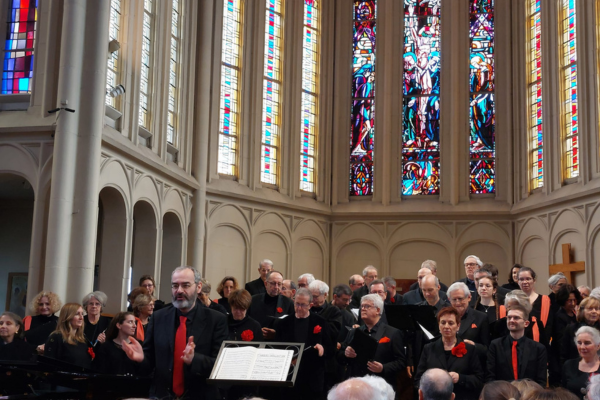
[{"left": 131, "top": 200, "right": 158, "bottom": 290}]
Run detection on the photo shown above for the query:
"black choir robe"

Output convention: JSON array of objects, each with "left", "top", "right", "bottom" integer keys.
[
  {"left": 244, "top": 277, "right": 266, "bottom": 296},
  {"left": 247, "top": 293, "right": 294, "bottom": 329}
]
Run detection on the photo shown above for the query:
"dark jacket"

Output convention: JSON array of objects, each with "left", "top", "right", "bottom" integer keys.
[
  {"left": 245, "top": 278, "right": 266, "bottom": 296},
  {"left": 486, "top": 335, "right": 547, "bottom": 386},
  {"left": 248, "top": 293, "right": 294, "bottom": 329}
]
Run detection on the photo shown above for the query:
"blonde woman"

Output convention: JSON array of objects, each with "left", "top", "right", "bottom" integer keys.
[
  {"left": 44, "top": 303, "right": 92, "bottom": 369},
  {"left": 23, "top": 291, "right": 62, "bottom": 351}
]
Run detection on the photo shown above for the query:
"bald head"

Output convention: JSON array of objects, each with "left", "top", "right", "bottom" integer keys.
[
  {"left": 417, "top": 268, "right": 432, "bottom": 288},
  {"left": 419, "top": 368, "right": 454, "bottom": 400},
  {"left": 328, "top": 378, "right": 375, "bottom": 400},
  {"left": 421, "top": 274, "right": 440, "bottom": 306}
]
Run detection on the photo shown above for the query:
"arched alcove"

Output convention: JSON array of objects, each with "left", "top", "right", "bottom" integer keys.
[
  {"left": 96, "top": 187, "right": 128, "bottom": 312},
  {"left": 160, "top": 212, "right": 183, "bottom": 301},
  {"left": 131, "top": 201, "right": 158, "bottom": 293},
  {"left": 0, "top": 173, "right": 35, "bottom": 315}
]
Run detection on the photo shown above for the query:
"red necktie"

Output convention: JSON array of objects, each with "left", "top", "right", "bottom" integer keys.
[
  {"left": 512, "top": 340, "right": 518, "bottom": 380},
  {"left": 173, "top": 316, "right": 187, "bottom": 397}
]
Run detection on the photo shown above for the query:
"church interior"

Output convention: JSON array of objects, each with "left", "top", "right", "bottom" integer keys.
[{"left": 1, "top": 0, "right": 599, "bottom": 314}]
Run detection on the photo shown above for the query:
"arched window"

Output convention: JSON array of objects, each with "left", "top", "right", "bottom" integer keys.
[
  {"left": 167, "top": 0, "right": 182, "bottom": 146},
  {"left": 402, "top": 0, "right": 441, "bottom": 195},
  {"left": 2, "top": 0, "right": 37, "bottom": 94},
  {"left": 218, "top": 0, "right": 243, "bottom": 176},
  {"left": 299, "top": 0, "right": 320, "bottom": 193},
  {"left": 138, "top": 0, "right": 156, "bottom": 129},
  {"left": 260, "top": 0, "right": 284, "bottom": 185},
  {"left": 528, "top": 0, "right": 543, "bottom": 189},
  {"left": 350, "top": 1, "right": 376, "bottom": 196},
  {"left": 560, "top": 0, "right": 578, "bottom": 179},
  {"left": 106, "top": 0, "right": 122, "bottom": 107},
  {"left": 469, "top": 0, "right": 495, "bottom": 194}
]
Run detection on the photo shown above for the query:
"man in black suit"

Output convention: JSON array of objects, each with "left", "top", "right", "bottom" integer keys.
[
  {"left": 486, "top": 306, "right": 547, "bottom": 385},
  {"left": 331, "top": 284, "right": 356, "bottom": 343},
  {"left": 123, "top": 266, "right": 228, "bottom": 400},
  {"left": 349, "top": 274, "right": 365, "bottom": 293},
  {"left": 349, "top": 265, "right": 378, "bottom": 308},
  {"left": 247, "top": 270, "right": 294, "bottom": 339},
  {"left": 244, "top": 259, "right": 273, "bottom": 296},
  {"left": 383, "top": 276, "right": 403, "bottom": 305},
  {"left": 417, "top": 275, "right": 450, "bottom": 313},
  {"left": 408, "top": 260, "right": 448, "bottom": 292},
  {"left": 405, "top": 268, "right": 448, "bottom": 305},
  {"left": 454, "top": 255, "right": 481, "bottom": 296},
  {"left": 340, "top": 293, "right": 406, "bottom": 388}
]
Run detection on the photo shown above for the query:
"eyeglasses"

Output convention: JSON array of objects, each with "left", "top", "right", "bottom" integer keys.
[
  {"left": 267, "top": 281, "right": 282, "bottom": 287},
  {"left": 584, "top": 307, "right": 600, "bottom": 312},
  {"left": 464, "top": 263, "right": 478, "bottom": 267},
  {"left": 171, "top": 283, "right": 194, "bottom": 289},
  {"left": 295, "top": 303, "right": 310, "bottom": 309},
  {"left": 360, "top": 304, "right": 376, "bottom": 310},
  {"left": 450, "top": 297, "right": 467, "bottom": 303},
  {"left": 371, "top": 290, "right": 386, "bottom": 295},
  {"left": 141, "top": 284, "right": 154, "bottom": 288}
]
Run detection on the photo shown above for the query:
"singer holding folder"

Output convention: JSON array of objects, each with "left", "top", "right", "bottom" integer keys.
[{"left": 339, "top": 293, "right": 406, "bottom": 388}]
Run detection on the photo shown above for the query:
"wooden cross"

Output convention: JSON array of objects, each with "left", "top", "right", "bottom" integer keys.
[{"left": 549, "top": 243, "right": 585, "bottom": 284}]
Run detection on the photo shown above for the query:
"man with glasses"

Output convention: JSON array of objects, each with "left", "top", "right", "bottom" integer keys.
[
  {"left": 248, "top": 270, "right": 294, "bottom": 339},
  {"left": 245, "top": 259, "right": 273, "bottom": 296},
  {"left": 350, "top": 266, "right": 379, "bottom": 308},
  {"left": 405, "top": 268, "right": 449, "bottom": 305},
  {"left": 298, "top": 273, "right": 315, "bottom": 289},
  {"left": 123, "top": 266, "right": 228, "bottom": 400},
  {"left": 455, "top": 255, "right": 482, "bottom": 296},
  {"left": 486, "top": 305, "right": 547, "bottom": 385},
  {"left": 446, "top": 282, "right": 489, "bottom": 358}
]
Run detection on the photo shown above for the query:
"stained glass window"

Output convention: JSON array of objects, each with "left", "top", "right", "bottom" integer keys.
[
  {"left": 560, "top": 0, "right": 578, "bottom": 179},
  {"left": 106, "top": 0, "right": 121, "bottom": 108},
  {"left": 469, "top": 0, "right": 495, "bottom": 194},
  {"left": 402, "top": 0, "right": 441, "bottom": 195},
  {"left": 2, "top": 0, "right": 37, "bottom": 94},
  {"left": 350, "top": 1, "right": 376, "bottom": 196},
  {"left": 528, "top": 0, "right": 543, "bottom": 188},
  {"left": 167, "top": 0, "right": 182, "bottom": 145},
  {"left": 138, "top": 0, "right": 155, "bottom": 129},
  {"left": 260, "top": 0, "right": 284, "bottom": 185},
  {"left": 300, "top": 0, "right": 319, "bottom": 193},
  {"left": 218, "top": 0, "right": 243, "bottom": 176}
]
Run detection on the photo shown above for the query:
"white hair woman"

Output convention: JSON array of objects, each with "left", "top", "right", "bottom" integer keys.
[
  {"left": 562, "top": 326, "right": 600, "bottom": 399},
  {"left": 82, "top": 291, "right": 111, "bottom": 346}
]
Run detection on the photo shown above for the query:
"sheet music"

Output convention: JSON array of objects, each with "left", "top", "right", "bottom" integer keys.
[
  {"left": 212, "top": 346, "right": 294, "bottom": 381},
  {"left": 418, "top": 322, "right": 435, "bottom": 340},
  {"left": 249, "top": 349, "right": 294, "bottom": 381},
  {"left": 351, "top": 308, "right": 359, "bottom": 319},
  {"left": 213, "top": 347, "right": 257, "bottom": 380}
]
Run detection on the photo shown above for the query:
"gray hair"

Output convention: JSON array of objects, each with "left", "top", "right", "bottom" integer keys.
[
  {"left": 578, "top": 285, "right": 591, "bottom": 293},
  {"left": 362, "top": 265, "right": 377, "bottom": 277},
  {"left": 368, "top": 279, "right": 385, "bottom": 291},
  {"left": 285, "top": 280, "right": 298, "bottom": 290},
  {"left": 575, "top": 326, "right": 600, "bottom": 346},
  {"left": 587, "top": 374, "right": 600, "bottom": 400},
  {"left": 383, "top": 276, "right": 397, "bottom": 287},
  {"left": 548, "top": 272, "right": 566, "bottom": 287},
  {"left": 447, "top": 282, "right": 470, "bottom": 298},
  {"left": 361, "top": 294, "right": 383, "bottom": 314},
  {"left": 504, "top": 289, "right": 533, "bottom": 315},
  {"left": 308, "top": 280, "right": 329, "bottom": 296},
  {"left": 333, "top": 284, "right": 352, "bottom": 297},
  {"left": 591, "top": 287, "right": 600, "bottom": 300},
  {"left": 349, "top": 274, "right": 363, "bottom": 285},
  {"left": 82, "top": 291, "right": 107, "bottom": 309},
  {"left": 420, "top": 368, "right": 454, "bottom": 400},
  {"left": 200, "top": 278, "right": 211, "bottom": 294},
  {"left": 299, "top": 273, "right": 315, "bottom": 285},
  {"left": 327, "top": 377, "right": 375, "bottom": 400},
  {"left": 474, "top": 269, "right": 492, "bottom": 279},
  {"left": 359, "top": 375, "right": 395, "bottom": 400},
  {"left": 172, "top": 266, "right": 202, "bottom": 284},
  {"left": 259, "top": 259, "right": 273, "bottom": 269},
  {"left": 295, "top": 287, "right": 313, "bottom": 303},
  {"left": 421, "top": 260, "right": 438, "bottom": 273},
  {"left": 464, "top": 255, "right": 483, "bottom": 267}
]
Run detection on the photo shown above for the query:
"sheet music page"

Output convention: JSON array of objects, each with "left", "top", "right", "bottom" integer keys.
[
  {"left": 351, "top": 308, "right": 359, "bottom": 319},
  {"left": 213, "top": 347, "right": 257, "bottom": 380},
  {"left": 249, "top": 349, "right": 294, "bottom": 381},
  {"left": 418, "top": 322, "right": 435, "bottom": 340}
]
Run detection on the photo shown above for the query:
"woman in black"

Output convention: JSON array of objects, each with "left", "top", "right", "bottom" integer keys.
[
  {"left": 561, "top": 296, "right": 600, "bottom": 364},
  {"left": 44, "top": 303, "right": 92, "bottom": 369},
  {"left": 475, "top": 276, "right": 499, "bottom": 324},
  {"left": 82, "top": 291, "right": 111, "bottom": 347},
  {"left": 93, "top": 312, "right": 140, "bottom": 375},
  {"left": 217, "top": 276, "right": 239, "bottom": 314},
  {"left": 23, "top": 291, "right": 62, "bottom": 352},
  {"left": 415, "top": 307, "right": 483, "bottom": 400},
  {"left": 501, "top": 264, "right": 522, "bottom": 291},
  {"left": 562, "top": 326, "right": 600, "bottom": 399},
  {"left": 0, "top": 312, "right": 32, "bottom": 361},
  {"left": 550, "top": 284, "right": 581, "bottom": 386},
  {"left": 227, "top": 289, "right": 262, "bottom": 342}
]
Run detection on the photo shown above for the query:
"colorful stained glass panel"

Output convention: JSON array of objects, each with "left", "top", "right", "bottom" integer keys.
[
  {"left": 528, "top": 0, "right": 543, "bottom": 189},
  {"left": 470, "top": 159, "right": 495, "bottom": 194},
  {"left": 2, "top": 0, "right": 37, "bottom": 94},
  {"left": 404, "top": 0, "right": 440, "bottom": 16},
  {"left": 561, "top": 0, "right": 578, "bottom": 179}
]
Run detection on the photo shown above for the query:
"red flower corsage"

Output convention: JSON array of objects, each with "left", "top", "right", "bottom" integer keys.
[
  {"left": 87, "top": 347, "right": 95, "bottom": 360},
  {"left": 379, "top": 336, "right": 391, "bottom": 344},
  {"left": 313, "top": 325, "right": 322, "bottom": 334},
  {"left": 471, "top": 323, "right": 477, "bottom": 329},
  {"left": 277, "top": 307, "right": 283, "bottom": 313},
  {"left": 212, "top": 298, "right": 218, "bottom": 303},
  {"left": 451, "top": 342, "right": 467, "bottom": 358},
  {"left": 241, "top": 329, "right": 254, "bottom": 341}
]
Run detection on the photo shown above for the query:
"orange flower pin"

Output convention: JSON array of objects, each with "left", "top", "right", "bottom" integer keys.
[
  {"left": 379, "top": 336, "right": 391, "bottom": 344},
  {"left": 471, "top": 323, "right": 477, "bottom": 329}
]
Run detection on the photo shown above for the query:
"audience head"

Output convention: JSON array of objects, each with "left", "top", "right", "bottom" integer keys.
[
  {"left": 522, "top": 388, "right": 578, "bottom": 400},
  {"left": 217, "top": 276, "right": 238, "bottom": 299},
  {"left": 171, "top": 266, "right": 201, "bottom": 312},
  {"left": 587, "top": 373, "right": 600, "bottom": 400},
  {"left": 383, "top": 276, "right": 397, "bottom": 295},
  {"left": 265, "top": 270, "right": 284, "bottom": 297},
  {"left": 511, "top": 379, "right": 542, "bottom": 399},
  {"left": 362, "top": 266, "right": 378, "bottom": 286},
  {"left": 258, "top": 259, "right": 274, "bottom": 281},
  {"left": 577, "top": 296, "right": 600, "bottom": 324},
  {"left": 106, "top": 311, "right": 135, "bottom": 342},
  {"left": 29, "top": 291, "right": 62, "bottom": 316},
  {"left": 139, "top": 275, "right": 157, "bottom": 296},
  {"left": 228, "top": 289, "right": 252, "bottom": 321},
  {"left": 517, "top": 267, "right": 537, "bottom": 294},
  {"left": 298, "top": 273, "right": 315, "bottom": 288},
  {"left": 294, "top": 288, "right": 313, "bottom": 319},
  {"left": 333, "top": 284, "right": 352, "bottom": 308},
  {"left": 55, "top": 303, "right": 86, "bottom": 344},
  {"left": 508, "top": 264, "right": 523, "bottom": 286},
  {"left": 463, "top": 255, "right": 483, "bottom": 280},
  {"left": 132, "top": 293, "right": 154, "bottom": 318},
  {"left": 327, "top": 377, "right": 375, "bottom": 400},
  {"left": 360, "top": 294, "right": 383, "bottom": 324},
  {"left": 447, "top": 282, "right": 471, "bottom": 317},
  {"left": 504, "top": 290, "right": 533, "bottom": 315},
  {"left": 359, "top": 375, "right": 395, "bottom": 400},
  {"left": 199, "top": 278, "right": 212, "bottom": 305},
  {"left": 349, "top": 274, "right": 365, "bottom": 292},
  {"left": 417, "top": 268, "right": 433, "bottom": 288},
  {"left": 578, "top": 285, "right": 591, "bottom": 299},
  {"left": 0, "top": 312, "right": 24, "bottom": 343},
  {"left": 309, "top": 280, "right": 329, "bottom": 307},
  {"left": 556, "top": 284, "right": 581, "bottom": 314},
  {"left": 547, "top": 272, "right": 567, "bottom": 294},
  {"left": 419, "top": 368, "right": 454, "bottom": 400},
  {"left": 480, "top": 381, "right": 521, "bottom": 400},
  {"left": 281, "top": 279, "right": 297, "bottom": 299},
  {"left": 421, "top": 260, "right": 438, "bottom": 274},
  {"left": 368, "top": 279, "right": 387, "bottom": 302},
  {"left": 82, "top": 291, "right": 107, "bottom": 316},
  {"left": 422, "top": 274, "right": 441, "bottom": 305}
]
